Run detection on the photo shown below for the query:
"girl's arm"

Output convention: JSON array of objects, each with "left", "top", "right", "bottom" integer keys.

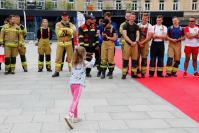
[{"left": 85, "top": 58, "right": 96, "bottom": 68}]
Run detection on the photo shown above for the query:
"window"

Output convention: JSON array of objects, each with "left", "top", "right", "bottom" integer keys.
[
  {"left": 192, "top": 0, "right": 198, "bottom": 10},
  {"left": 0, "top": 0, "right": 5, "bottom": 9},
  {"left": 52, "top": 0, "right": 57, "bottom": 8},
  {"left": 97, "top": 0, "right": 103, "bottom": 10},
  {"left": 115, "top": 0, "right": 122, "bottom": 10},
  {"left": 38, "top": 0, "right": 45, "bottom": 9},
  {"left": 173, "top": 0, "right": 179, "bottom": 10},
  {"left": 145, "top": 0, "right": 150, "bottom": 11},
  {"left": 18, "top": 0, "right": 25, "bottom": 9},
  {"left": 68, "top": 0, "right": 75, "bottom": 9},
  {"left": 84, "top": 0, "right": 91, "bottom": 10},
  {"left": 132, "top": 0, "right": 137, "bottom": 11},
  {"left": 68, "top": 0, "right": 74, "bottom": 2},
  {"left": 159, "top": 0, "right": 164, "bottom": 10}
]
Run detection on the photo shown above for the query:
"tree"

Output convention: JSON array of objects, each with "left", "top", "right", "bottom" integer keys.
[
  {"left": 60, "top": 0, "right": 74, "bottom": 10},
  {"left": 45, "top": 0, "right": 54, "bottom": 10},
  {"left": 4, "top": 0, "right": 14, "bottom": 9}
]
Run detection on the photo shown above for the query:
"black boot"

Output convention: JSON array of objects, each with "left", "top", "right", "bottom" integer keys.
[
  {"left": 47, "top": 68, "right": 52, "bottom": 72},
  {"left": 0, "top": 63, "right": 1, "bottom": 70},
  {"left": 101, "top": 68, "right": 106, "bottom": 79},
  {"left": 86, "top": 68, "right": 92, "bottom": 77},
  {"left": 4, "top": 72, "right": 9, "bottom": 75},
  {"left": 108, "top": 68, "right": 114, "bottom": 79},
  {"left": 52, "top": 72, "right": 59, "bottom": 77},
  {"left": 157, "top": 71, "right": 164, "bottom": 78},
  {"left": 97, "top": 70, "right": 101, "bottom": 77},
  {"left": 172, "top": 72, "right": 177, "bottom": 77},
  {"left": 122, "top": 75, "right": 127, "bottom": 79},
  {"left": 131, "top": 74, "right": 140, "bottom": 78},
  {"left": 141, "top": 73, "right": 145, "bottom": 78},
  {"left": 11, "top": 71, "right": 15, "bottom": 74},
  {"left": 165, "top": 73, "right": 172, "bottom": 77},
  {"left": 38, "top": 69, "right": 43, "bottom": 72}
]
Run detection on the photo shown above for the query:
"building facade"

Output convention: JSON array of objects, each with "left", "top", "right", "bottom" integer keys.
[
  {"left": 0, "top": 0, "right": 198, "bottom": 16},
  {"left": 0, "top": 0, "right": 198, "bottom": 39}
]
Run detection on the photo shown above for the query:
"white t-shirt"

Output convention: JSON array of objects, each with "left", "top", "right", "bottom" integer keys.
[
  {"left": 149, "top": 24, "right": 167, "bottom": 42},
  {"left": 69, "top": 59, "right": 95, "bottom": 87},
  {"left": 184, "top": 26, "right": 199, "bottom": 47}
]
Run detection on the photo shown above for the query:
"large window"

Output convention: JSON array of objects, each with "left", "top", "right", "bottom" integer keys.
[
  {"left": 38, "top": 0, "right": 45, "bottom": 9},
  {"left": 145, "top": 0, "right": 150, "bottom": 11},
  {"left": 115, "top": 0, "right": 122, "bottom": 10},
  {"left": 132, "top": 0, "right": 137, "bottom": 11},
  {"left": 192, "top": 0, "right": 198, "bottom": 10},
  {"left": 159, "top": 0, "right": 164, "bottom": 10},
  {"left": 0, "top": 0, "right": 5, "bottom": 9},
  {"left": 173, "top": 0, "right": 179, "bottom": 10},
  {"left": 17, "top": 0, "right": 25, "bottom": 9},
  {"left": 97, "top": 0, "right": 103, "bottom": 10},
  {"left": 52, "top": 0, "right": 57, "bottom": 8},
  {"left": 68, "top": 0, "right": 75, "bottom": 10}
]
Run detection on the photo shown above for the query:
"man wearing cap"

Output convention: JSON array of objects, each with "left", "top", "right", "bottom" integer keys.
[
  {"left": 78, "top": 14, "right": 99, "bottom": 77},
  {"left": 52, "top": 12, "right": 76, "bottom": 77}
]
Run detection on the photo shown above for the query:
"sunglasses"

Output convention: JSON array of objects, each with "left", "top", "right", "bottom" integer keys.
[{"left": 189, "top": 21, "right": 195, "bottom": 22}]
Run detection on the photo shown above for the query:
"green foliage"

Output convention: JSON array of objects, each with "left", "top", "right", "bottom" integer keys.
[
  {"left": 60, "top": 0, "right": 74, "bottom": 10},
  {"left": 45, "top": 0, "right": 54, "bottom": 10},
  {"left": 4, "top": 0, "right": 14, "bottom": 9}
]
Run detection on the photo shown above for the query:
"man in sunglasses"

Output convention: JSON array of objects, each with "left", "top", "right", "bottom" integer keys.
[{"left": 183, "top": 17, "right": 199, "bottom": 77}]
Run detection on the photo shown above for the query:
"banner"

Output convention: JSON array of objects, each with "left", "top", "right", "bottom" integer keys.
[{"left": 77, "top": 12, "right": 85, "bottom": 28}]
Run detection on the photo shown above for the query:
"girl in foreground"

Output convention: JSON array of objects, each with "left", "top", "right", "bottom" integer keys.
[{"left": 64, "top": 46, "right": 95, "bottom": 129}]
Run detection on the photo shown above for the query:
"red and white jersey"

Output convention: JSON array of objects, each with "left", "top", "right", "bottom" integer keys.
[{"left": 184, "top": 26, "right": 199, "bottom": 47}]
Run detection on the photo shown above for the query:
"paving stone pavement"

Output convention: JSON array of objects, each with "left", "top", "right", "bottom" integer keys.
[{"left": 0, "top": 42, "right": 199, "bottom": 133}]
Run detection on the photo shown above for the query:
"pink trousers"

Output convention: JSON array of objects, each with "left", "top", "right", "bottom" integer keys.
[{"left": 68, "top": 84, "right": 82, "bottom": 118}]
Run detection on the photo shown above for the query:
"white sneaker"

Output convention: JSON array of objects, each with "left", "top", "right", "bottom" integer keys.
[
  {"left": 64, "top": 113, "right": 74, "bottom": 129},
  {"left": 73, "top": 118, "right": 82, "bottom": 123}
]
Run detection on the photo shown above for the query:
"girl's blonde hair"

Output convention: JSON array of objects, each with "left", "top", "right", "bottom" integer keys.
[{"left": 72, "top": 46, "right": 86, "bottom": 67}]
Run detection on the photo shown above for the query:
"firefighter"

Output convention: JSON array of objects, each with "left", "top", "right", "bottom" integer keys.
[
  {"left": 100, "top": 19, "right": 117, "bottom": 79},
  {"left": 37, "top": 19, "right": 53, "bottom": 72},
  {"left": 15, "top": 15, "right": 28, "bottom": 72},
  {"left": 122, "top": 13, "right": 140, "bottom": 79},
  {"left": 137, "top": 13, "right": 152, "bottom": 78},
  {"left": 78, "top": 14, "right": 99, "bottom": 77},
  {"left": 0, "top": 15, "right": 24, "bottom": 74},
  {"left": 166, "top": 17, "right": 184, "bottom": 77},
  {"left": 120, "top": 11, "right": 132, "bottom": 51},
  {"left": 149, "top": 15, "right": 167, "bottom": 77},
  {"left": 119, "top": 11, "right": 132, "bottom": 77},
  {"left": 0, "top": 17, "right": 9, "bottom": 70},
  {"left": 52, "top": 12, "right": 76, "bottom": 77}
]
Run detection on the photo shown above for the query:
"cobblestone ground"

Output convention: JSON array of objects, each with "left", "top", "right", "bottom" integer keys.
[{"left": 0, "top": 41, "right": 199, "bottom": 133}]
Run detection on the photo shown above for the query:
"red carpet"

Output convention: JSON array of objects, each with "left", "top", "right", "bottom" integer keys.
[{"left": 115, "top": 48, "right": 199, "bottom": 123}]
